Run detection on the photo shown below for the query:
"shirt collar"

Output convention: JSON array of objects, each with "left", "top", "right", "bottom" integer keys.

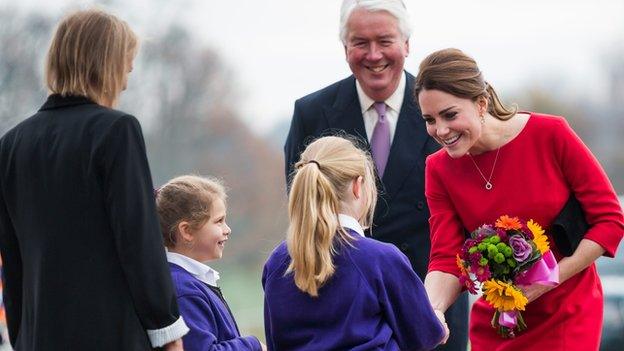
[
  {"left": 166, "top": 251, "right": 220, "bottom": 286},
  {"left": 355, "top": 71, "right": 406, "bottom": 114},
  {"left": 338, "top": 214, "right": 365, "bottom": 237},
  {"left": 39, "top": 94, "right": 97, "bottom": 111}
]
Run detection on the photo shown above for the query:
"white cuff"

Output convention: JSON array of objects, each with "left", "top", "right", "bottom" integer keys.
[{"left": 146, "top": 316, "right": 189, "bottom": 348}]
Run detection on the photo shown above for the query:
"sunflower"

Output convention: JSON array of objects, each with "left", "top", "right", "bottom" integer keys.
[
  {"left": 527, "top": 219, "right": 550, "bottom": 254},
  {"left": 495, "top": 215, "right": 523, "bottom": 230},
  {"left": 483, "top": 280, "right": 528, "bottom": 312}
]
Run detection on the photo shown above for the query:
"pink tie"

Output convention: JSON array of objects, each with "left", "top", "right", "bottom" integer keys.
[{"left": 371, "top": 102, "right": 390, "bottom": 178}]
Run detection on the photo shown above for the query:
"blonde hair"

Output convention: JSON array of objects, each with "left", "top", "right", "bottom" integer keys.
[
  {"left": 156, "top": 175, "right": 226, "bottom": 249},
  {"left": 45, "top": 9, "right": 138, "bottom": 107},
  {"left": 287, "top": 136, "right": 377, "bottom": 297},
  {"left": 415, "top": 48, "right": 517, "bottom": 120}
]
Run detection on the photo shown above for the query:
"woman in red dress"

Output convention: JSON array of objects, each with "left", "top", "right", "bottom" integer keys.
[{"left": 415, "top": 48, "right": 624, "bottom": 350}]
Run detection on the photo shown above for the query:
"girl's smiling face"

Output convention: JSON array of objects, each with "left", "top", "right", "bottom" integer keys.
[{"left": 188, "top": 197, "right": 231, "bottom": 262}]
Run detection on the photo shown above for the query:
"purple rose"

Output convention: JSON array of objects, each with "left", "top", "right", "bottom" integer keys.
[{"left": 509, "top": 235, "right": 532, "bottom": 262}]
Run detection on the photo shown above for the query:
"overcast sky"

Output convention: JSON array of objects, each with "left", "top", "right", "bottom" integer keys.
[
  {"left": 188, "top": 0, "right": 624, "bottom": 134},
  {"left": 8, "top": 0, "right": 624, "bottom": 134}
]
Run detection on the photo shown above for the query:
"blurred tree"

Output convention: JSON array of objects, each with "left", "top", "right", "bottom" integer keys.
[
  {"left": 121, "top": 23, "right": 232, "bottom": 182},
  {"left": 514, "top": 86, "right": 594, "bottom": 140},
  {"left": 600, "top": 42, "right": 624, "bottom": 193},
  {"left": 0, "top": 5, "right": 287, "bottom": 269},
  {"left": 0, "top": 8, "right": 52, "bottom": 134},
  {"left": 514, "top": 82, "right": 622, "bottom": 193},
  {"left": 0, "top": 2, "right": 283, "bottom": 338},
  {"left": 120, "top": 22, "right": 288, "bottom": 268}
]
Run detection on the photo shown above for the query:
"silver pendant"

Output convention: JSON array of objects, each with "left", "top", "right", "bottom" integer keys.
[{"left": 485, "top": 182, "right": 493, "bottom": 190}]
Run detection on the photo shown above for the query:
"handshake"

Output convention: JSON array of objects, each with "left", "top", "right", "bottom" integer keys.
[{"left": 433, "top": 309, "right": 451, "bottom": 345}]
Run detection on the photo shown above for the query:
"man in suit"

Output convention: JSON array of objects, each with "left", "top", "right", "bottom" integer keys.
[{"left": 284, "top": 1, "right": 468, "bottom": 349}]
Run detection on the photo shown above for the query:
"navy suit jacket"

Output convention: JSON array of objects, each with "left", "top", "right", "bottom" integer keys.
[{"left": 284, "top": 72, "right": 440, "bottom": 280}]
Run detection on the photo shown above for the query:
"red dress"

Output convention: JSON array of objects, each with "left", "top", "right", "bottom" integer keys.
[{"left": 425, "top": 113, "right": 624, "bottom": 351}]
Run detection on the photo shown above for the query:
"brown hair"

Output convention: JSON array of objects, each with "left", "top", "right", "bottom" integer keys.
[
  {"left": 287, "top": 136, "right": 377, "bottom": 297},
  {"left": 156, "top": 175, "right": 226, "bottom": 248},
  {"left": 45, "top": 9, "right": 138, "bottom": 107},
  {"left": 414, "top": 48, "right": 517, "bottom": 120}
]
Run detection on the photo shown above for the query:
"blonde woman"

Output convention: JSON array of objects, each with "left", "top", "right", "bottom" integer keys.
[
  {"left": 263, "top": 136, "right": 447, "bottom": 350},
  {"left": 0, "top": 9, "right": 187, "bottom": 350}
]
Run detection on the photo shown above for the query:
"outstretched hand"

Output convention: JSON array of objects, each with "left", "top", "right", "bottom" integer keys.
[
  {"left": 163, "top": 338, "right": 184, "bottom": 351},
  {"left": 433, "top": 309, "right": 450, "bottom": 345}
]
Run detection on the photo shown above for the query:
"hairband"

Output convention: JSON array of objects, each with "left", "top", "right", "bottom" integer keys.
[
  {"left": 307, "top": 160, "right": 321, "bottom": 169},
  {"left": 295, "top": 160, "right": 322, "bottom": 170}
]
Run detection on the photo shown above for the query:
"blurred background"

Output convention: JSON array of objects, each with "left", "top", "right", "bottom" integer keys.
[{"left": 0, "top": 0, "right": 622, "bottom": 349}]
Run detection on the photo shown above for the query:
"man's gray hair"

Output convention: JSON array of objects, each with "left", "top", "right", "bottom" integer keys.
[{"left": 339, "top": 0, "right": 412, "bottom": 44}]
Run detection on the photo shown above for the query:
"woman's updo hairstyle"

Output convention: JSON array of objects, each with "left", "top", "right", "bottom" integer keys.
[{"left": 415, "top": 48, "right": 517, "bottom": 120}]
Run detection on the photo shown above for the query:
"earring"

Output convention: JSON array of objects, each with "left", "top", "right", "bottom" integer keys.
[{"left": 480, "top": 114, "right": 485, "bottom": 124}]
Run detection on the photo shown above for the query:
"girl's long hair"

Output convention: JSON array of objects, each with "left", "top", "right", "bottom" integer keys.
[{"left": 286, "top": 136, "right": 377, "bottom": 297}]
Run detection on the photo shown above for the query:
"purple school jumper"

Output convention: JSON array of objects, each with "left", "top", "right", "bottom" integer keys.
[
  {"left": 263, "top": 230, "right": 445, "bottom": 351},
  {"left": 169, "top": 263, "right": 262, "bottom": 351}
]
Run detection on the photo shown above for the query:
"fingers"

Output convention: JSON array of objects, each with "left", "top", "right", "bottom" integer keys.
[
  {"left": 433, "top": 309, "right": 450, "bottom": 344},
  {"left": 163, "top": 338, "right": 184, "bottom": 351},
  {"left": 519, "top": 284, "right": 554, "bottom": 303},
  {"left": 441, "top": 322, "right": 450, "bottom": 344}
]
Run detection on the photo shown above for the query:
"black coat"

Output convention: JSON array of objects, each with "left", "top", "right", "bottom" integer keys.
[
  {"left": 0, "top": 95, "right": 180, "bottom": 350},
  {"left": 284, "top": 73, "right": 469, "bottom": 351}
]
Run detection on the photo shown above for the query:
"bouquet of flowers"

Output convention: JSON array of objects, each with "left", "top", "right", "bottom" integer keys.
[{"left": 456, "top": 215, "right": 559, "bottom": 338}]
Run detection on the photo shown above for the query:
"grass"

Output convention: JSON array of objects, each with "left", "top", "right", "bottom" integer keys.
[{"left": 215, "top": 265, "right": 266, "bottom": 341}]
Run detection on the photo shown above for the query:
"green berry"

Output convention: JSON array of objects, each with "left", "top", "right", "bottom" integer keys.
[
  {"left": 487, "top": 245, "right": 498, "bottom": 259},
  {"left": 494, "top": 253, "right": 505, "bottom": 264}
]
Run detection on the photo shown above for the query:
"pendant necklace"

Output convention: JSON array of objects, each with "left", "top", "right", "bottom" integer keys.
[{"left": 468, "top": 147, "right": 500, "bottom": 190}]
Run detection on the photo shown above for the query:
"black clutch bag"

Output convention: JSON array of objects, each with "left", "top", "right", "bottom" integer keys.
[{"left": 551, "top": 194, "right": 589, "bottom": 256}]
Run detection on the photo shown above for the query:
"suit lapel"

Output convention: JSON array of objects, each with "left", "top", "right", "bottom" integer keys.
[
  {"left": 323, "top": 76, "right": 369, "bottom": 146},
  {"left": 382, "top": 73, "right": 428, "bottom": 202},
  {"left": 322, "top": 73, "right": 429, "bottom": 204}
]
